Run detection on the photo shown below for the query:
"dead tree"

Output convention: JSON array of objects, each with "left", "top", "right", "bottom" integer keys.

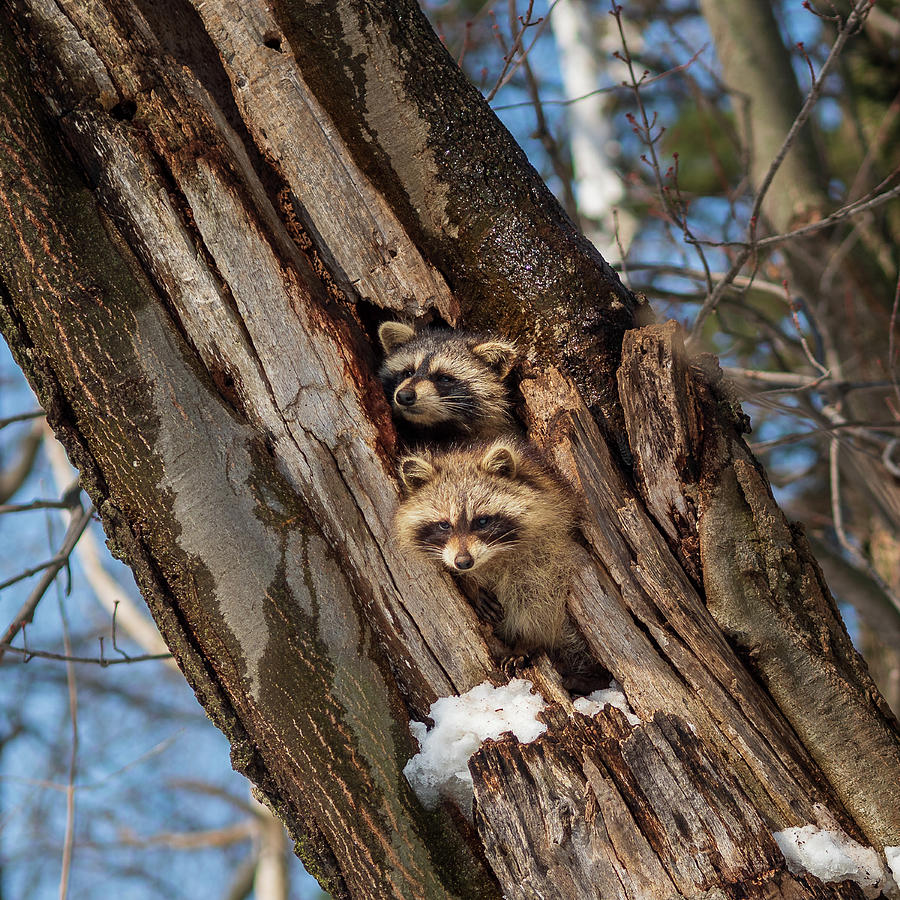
[{"left": 0, "top": 0, "right": 897, "bottom": 896}]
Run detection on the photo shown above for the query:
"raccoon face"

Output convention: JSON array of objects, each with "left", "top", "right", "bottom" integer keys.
[
  {"left": 383, "top": 359, "right": 476, "bottom": 428},
  {"left": 397, "top": 443, "right": 527, "bottom": 573},
  {"left": 412, "top": 510, "right": 521, "bottom": 572},
  {"left": 377, "top": 322, "right": 517, "bottom": 432}
]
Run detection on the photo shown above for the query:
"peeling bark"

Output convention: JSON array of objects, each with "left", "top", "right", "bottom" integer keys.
[{"left": 0, "top": 10, "right": 496, "bottom": 897}]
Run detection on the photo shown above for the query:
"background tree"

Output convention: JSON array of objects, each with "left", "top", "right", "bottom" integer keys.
[{"left": 1, "top": 0, "right": 899, "bottom": 898}]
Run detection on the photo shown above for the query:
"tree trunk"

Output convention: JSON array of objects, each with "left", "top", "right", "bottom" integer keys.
[
  {"left": 698, "top": 0, "right": 900, "bottom": 715},
  {"left": 0, "top": 1, "right": 898, "bottom": 898}
]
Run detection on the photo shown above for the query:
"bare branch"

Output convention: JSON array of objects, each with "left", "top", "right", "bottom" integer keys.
[
  {"left": 688, "top": 179, "right": 900, "bottom": 251},
  {"left": 485, "top": 1, "right": 560, "bottom": 102},
  {"left": 114, "top": 822, "right": 255, "bottom": 850},
  {"left": 492, "top": 46, "right": 705, "bottom": 111},
  {"left": 0, "top": 409, "right": 44, "bottom": 428},
  {"left": 57, "top": 588, "right": 78, "bottom": 900},
  {"left": 0, "top": 643, "right": 172, "bottom": 666},
  {"left": 829, "top": 437, "right": 900, "bottom": 617},
  {"left": 0, "top": 504, "right": 95, "bottom": 658},
  {"left": 690, "top": 0, "right": 876, "bottom": 338},
  {"left": 746, "top": 0, "right": 873, "bottom": 237},
  {"left": 0, "top": 499, "right": 76, "bottom": 514}
]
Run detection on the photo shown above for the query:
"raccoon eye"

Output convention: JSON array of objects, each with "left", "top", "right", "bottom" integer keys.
[
  {"left": 474, "top": 516, "right": 492, "bottom": 529},
  {"left": 399, "top": 369, "right": 413, "bottom": 381},
  {"left": 434, "top": 373, "right": 455, "bottom": 384},
  {"left": 437, "top": 520, "right": 451, "bottom": 531}
]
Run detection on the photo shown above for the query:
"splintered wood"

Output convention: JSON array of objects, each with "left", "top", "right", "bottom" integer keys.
[{"left": 471, "top": 706, "right": 866, "bottom": 900}]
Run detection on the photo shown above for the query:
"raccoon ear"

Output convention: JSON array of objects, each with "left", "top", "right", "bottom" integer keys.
[
  {"left": 398, "top": 454, "right": 435, "bottom": 491},
  {"left": 471, "top": 340, "right": 518, "bottom": 377},
  {"left": 379, "top": 321, "right": 416, "bottom": 355},
  {"left": 480, "top": 443, "right": 518, "bottom": 479}
]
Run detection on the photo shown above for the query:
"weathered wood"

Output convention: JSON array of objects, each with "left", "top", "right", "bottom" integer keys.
[
  {"left": 616, "top": 324, "right": 900, "bottom": 849},
  {"left": 471, "top": 707, "right": 865, "bottom": 900},
  {"left": 253, "top": 0, "right": 639, "bottom": 435},
  {"left": 521, "top": 370, "right": 854, "bottom": 833},
  {"left": 0, "top": 9, "right": 499, "bottom": 898},
  {"left": 617, "top": 321, "right": 702, "bottom": 580}
]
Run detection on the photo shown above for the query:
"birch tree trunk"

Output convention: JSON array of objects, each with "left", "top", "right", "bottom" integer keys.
[{"left": 0, "top": 1, "right": 898, "bottom": 898}]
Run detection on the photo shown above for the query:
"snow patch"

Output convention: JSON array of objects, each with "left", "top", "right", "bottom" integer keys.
[
  {"left": 887, "top": 847, "right": 900, "bottom": 885},
  {"left": 773, "top": 826, "right": 886, "bottom": 898},
  {"left": 403, "top": 679, "right": 547, "bottom": 812},
  {"left": 572, "top": 681, "right": 641, "bottom": 726}
]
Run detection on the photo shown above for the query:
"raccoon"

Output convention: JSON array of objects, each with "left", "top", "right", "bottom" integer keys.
[
  {"left": 377, "top": 321, "right": 518, "bottom": 441},
  {"left": 394, "top": 437, "right": 590, "bottom": 671}
]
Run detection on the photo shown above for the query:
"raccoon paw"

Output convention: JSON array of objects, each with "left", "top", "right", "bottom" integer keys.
[
  {"left": 472, "top": 588, "right": 504, "bottom": 625},
  {"left": 500, "top": 653, "right": 533, "bottom": 678}
]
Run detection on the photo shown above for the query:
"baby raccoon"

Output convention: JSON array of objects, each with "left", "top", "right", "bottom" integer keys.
[
  {"left": 394, "top": 438, "right": 589, "bottom": 670},
  {"left": 378, "top": 321, "right": 518, "bottom": 441}
]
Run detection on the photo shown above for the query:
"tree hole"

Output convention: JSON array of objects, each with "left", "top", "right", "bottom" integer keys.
[
  {"left": 110, "top": 99, "right": 137, "bottom": 121},
  {"left": 263, "top": 32, "right": 283, "bottom": 51}
]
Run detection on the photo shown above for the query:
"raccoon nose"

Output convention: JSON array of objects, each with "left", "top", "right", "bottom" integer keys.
[
  {"left": 454, "top": 552, "right": 474, "bottom": 570},
  {"left": 395, "top": 388, "right": 417, "bottom": 406}
]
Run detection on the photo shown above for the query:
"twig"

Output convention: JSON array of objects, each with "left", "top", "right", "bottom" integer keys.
[
  {"left": 612, "top": 209, "right": 630, "bottom": 285},
  {"left": 749, "top": 421, "right": 900, "bottom": 453},
  {"left": 687, "top": 179, "right": 900, "bottom": 251},
  {"left": 0, "top": 499, "right": 76, "bottom": 514},
  {"left": 58, "top": 587, "right": 78, "bottom": 900},
  {"left": 491, "top": 45, "right": 705, "bottom": 110},
  {"left": 882, "top": 440, "right": 900, "bottom": 479},
  {"left": 0, "top": 419, "right": 43, "bottom": 504},
  {"left": 889, "top": 268, "right": 900, "bottom": 409},
  {"left": 629, "top": 262, "right": 788, "bottom": 298},
  {"left": 785, "top": 281, "right": 828, "bottom": 376},
  {"left": 486, "top": 1, "right": 560, "bottom": 102},
  {"left": 725, "top": 367, "right": 895, "bottom": 394},
  {"left": 114, "top": 822, "right": 255, "bottom": 850},
  {"left": 0, "top": 505, "right": 95, "bottom": 660},
  {"left": 829, "top": 437, "right": 900, "bottom": 616},
  {"left": 0, "top": 643, "right": 172, "bottom": 666},
  {"left": 485, "top": 0, "right": 538, "bottom": 102},
  {"left": 749, "top": 0, "right": 872, "bottom": 236},
  {"left": 513, "top": 2, "right": 578, "bottom": 219},
  {"left": 847, "top": 88, "right": 900, "bottom": 203},
  {"left": 611, "top": 2, "right": 717, "bottom": 308},
  {"left": 690, "top": 0, "right": 875, "bottom": 339},
  {"left": 0, "top": 409, "right": 44, "bottom": 429}
]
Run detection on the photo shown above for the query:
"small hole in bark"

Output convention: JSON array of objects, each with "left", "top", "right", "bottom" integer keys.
[
  {"left": 110, "top": 100, "right": 137, "bottom": 121},
  {"left": 263, "top": 32, "right": 283, "bottom": 51}
]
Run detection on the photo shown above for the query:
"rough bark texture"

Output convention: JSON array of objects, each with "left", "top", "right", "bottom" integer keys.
[
  {"left": 616, "top": 325, "right": 900, "bottom": 846},
  {"left": 0, "top": 7, "right": 496, "bottom": 897},
  {"left": 0, "top": 0, "right": 898, "bottom": 898},
  {"left": 263, "top": 0, "right": 640, "bottom": 443},
  {"left": 471, "top": 707, "right": 865, "bottom": 900}
]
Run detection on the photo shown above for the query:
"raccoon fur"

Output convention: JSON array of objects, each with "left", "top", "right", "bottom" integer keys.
[
  {"left": 394, "top": 437, "right": 590, "bottom": 671},
  {"left": 378, "top": 321, "right": 518, "bottom": 441}
]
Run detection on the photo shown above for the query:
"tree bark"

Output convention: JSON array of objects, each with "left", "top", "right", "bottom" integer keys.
[{"left": 0, "top": 1, "right": 898, "bottom": 898}]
